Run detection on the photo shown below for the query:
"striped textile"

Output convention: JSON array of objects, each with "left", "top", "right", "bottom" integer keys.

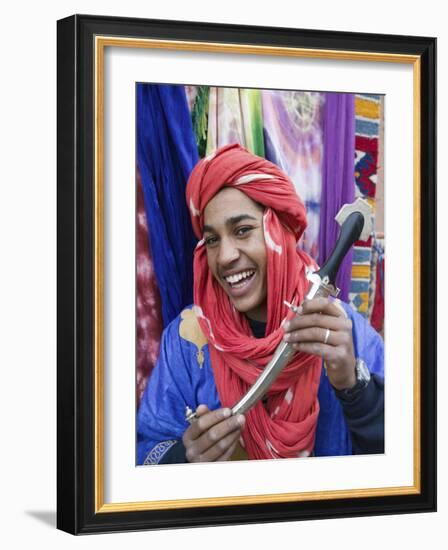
[
  {"left": 350, "top": 238, "right": 373, "bottom": 316},
  {"left": 349, "top": 94, "right": 382, "bottom": 318}
]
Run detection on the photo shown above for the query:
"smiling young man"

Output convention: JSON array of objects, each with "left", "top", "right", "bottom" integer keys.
[
  {"left": 137, "top": 144, "right": 384, "bottom": 464},
  {"left": 202, "top": 188, "right": 268, "bottom": 321}
]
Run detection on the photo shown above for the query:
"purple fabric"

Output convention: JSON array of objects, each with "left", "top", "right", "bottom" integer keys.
[{"left": 318, "top": 93, "right": 356, "bottom": 302}]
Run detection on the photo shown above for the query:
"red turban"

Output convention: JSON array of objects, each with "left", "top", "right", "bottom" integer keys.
[{"left": 186, "top": 143, "right": 321, "bottom": 460}]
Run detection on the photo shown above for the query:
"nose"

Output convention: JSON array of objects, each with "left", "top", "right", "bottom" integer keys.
[{"left": 217, "top": 236, "right": 240, "bottom": 267}]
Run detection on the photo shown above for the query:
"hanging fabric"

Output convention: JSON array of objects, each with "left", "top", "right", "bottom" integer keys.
[
  {"left": 318, "top": 92, "right": 356, "bottom": 302},
  {"left": 206, "top": 87, "right": 265, "bottom": 157},
  {"left": 136, "top": 169, "right": 163, "bottom": 404},
  {"left": 349, "top": 94, "right": 382, "bottom": 317},
  {"left": 189, "top": 86, "right": 209, "bottom": 157},
  {"left": 137, "top": 84, "right": 199, "bottom": 326},
  {"left": 262, "top": 90, "right": 325, "bottom": 260}
]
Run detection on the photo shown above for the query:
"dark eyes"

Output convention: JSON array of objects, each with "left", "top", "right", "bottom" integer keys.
[
  {"left": 235, "top": 226, "right": 252, "bottom": 237},
  {"left": 204, "top": 226, "right": 254, "bottom": 247},
  {"left": 204, "top": 235, "right": 218, "bottom": 247}
]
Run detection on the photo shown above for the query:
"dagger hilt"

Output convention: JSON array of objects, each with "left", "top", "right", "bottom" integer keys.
[{"left": 315, "top": 211, "right": 365, "bottom": 290}]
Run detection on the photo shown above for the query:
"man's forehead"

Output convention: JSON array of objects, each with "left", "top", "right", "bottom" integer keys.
[{"left": 203, "top": 187, "right": 263, "bottom": 224}]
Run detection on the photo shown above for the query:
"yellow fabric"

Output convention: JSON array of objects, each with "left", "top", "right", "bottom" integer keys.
[
  {"left": 352, "top": 265, "right": 371, "bottom": 279},
  {"left": 355, "top": 97, "right": 380, "bottom": 119},
  {"left": 179, "top": 308, "right": 208, "bottom": 368}
]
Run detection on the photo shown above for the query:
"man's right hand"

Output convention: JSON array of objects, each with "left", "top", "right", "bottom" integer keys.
[{"left": 182, "top": 404, "right": 245, "bottom": 462}]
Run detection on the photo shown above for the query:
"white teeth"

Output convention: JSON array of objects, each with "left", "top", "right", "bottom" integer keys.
[{"left": 225, "top": 270, "right": 255, "bottom": 285}]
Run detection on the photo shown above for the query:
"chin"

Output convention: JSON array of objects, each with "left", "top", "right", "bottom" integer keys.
[
  {"left": 218, "top": 276, "right": 267, "bottom": 319},
  {"left": 232, "top": 296, "right": 266, "bottom": 320},
  {"left": 233, "top": 301, "right": 254, "bottom": 314}
]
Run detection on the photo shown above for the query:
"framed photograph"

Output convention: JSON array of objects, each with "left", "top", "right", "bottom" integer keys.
[{"left": 57, "top": 14, "right": 436, "bottom": 534}]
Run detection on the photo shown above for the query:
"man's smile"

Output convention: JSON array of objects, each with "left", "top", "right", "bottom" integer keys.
[
  {"left": 223, "top": 269, "right": 258, "bottom": 298},
  {"left": 223, "top": 269, "right": 256, "bottom": 287}
]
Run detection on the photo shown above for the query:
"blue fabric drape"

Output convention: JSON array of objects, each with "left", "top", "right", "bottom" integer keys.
[
  {"left": 318, "top": 93, "right": 356, "bottom": 302},
  {"left": 137, "top": 84, "right": 199, "bottom": 326}
]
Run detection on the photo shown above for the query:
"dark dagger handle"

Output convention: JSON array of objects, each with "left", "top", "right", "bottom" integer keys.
[{"left": 315, "top": 212, "right": 365, "bottom": 287}]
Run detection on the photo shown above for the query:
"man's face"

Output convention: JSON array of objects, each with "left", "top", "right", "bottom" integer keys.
[{"left": 203, "top": 187, "right": 267, "bottom": 322}]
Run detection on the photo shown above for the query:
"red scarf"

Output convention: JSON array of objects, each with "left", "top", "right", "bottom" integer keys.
[{"left": 186, "top": 144, "right": 321, "bottom": 459}]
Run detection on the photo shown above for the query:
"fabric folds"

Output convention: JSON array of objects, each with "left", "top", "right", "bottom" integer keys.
[
  {"left": 318, "top": 93, "right": 356, "bottom": 302},
  {"left": 137, "top": 84, "right": 199, "bottom": 326}
]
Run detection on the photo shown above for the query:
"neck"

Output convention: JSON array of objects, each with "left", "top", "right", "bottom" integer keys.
[
  {"left": 246, "top": 316, "right": 266, "bottom": 339},
  {"left": 245, "top": 304, "right": 267, "bottom": 323},
  {"left": 246, "top": 306, "right": 268, "bottom": 323}
]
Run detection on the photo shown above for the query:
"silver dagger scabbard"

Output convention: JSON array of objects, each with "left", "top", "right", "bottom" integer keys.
[
  {"left": 230, "top": 275, "right": 339, "bottom": 417},
  {"left": 231, "top": 340, "right": 295, "bottom": 416}
]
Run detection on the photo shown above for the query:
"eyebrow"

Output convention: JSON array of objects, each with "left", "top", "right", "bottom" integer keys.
[{"left": 203, "top": 214, "right": 259, "bottom": 234}]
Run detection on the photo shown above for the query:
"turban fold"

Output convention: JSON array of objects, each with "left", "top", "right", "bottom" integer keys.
[
  {"left": 186, "top": 143, "right": 322, "bottom": 460},
  {"left": 187, "top": 143, "right": 307, "bottom": 241}
]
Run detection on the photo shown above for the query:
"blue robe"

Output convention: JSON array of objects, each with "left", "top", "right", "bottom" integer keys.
[{"left": 137, "top": 301, "right": 384, "bottom": 465}]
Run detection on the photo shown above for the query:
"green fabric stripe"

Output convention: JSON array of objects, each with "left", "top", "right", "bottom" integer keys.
[
  {"left": 241, "top": 89, "right": 265, "bottom": 157},
  {"left": 191, "top": 86, "right": 209, "bottom": 158}
]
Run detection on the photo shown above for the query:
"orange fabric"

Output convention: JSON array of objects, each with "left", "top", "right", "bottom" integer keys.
[{"left": 186, "top": 144, "right": 321, "bottom": 459}]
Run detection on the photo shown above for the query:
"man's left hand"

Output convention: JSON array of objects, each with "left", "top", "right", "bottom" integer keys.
[{"left": 282, "top": 297, "right": 356, "bottom": 390}]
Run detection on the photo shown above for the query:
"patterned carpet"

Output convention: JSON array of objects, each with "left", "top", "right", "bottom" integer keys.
[{"left": 349, "top": 94, "right": 383, "bottom": 321}]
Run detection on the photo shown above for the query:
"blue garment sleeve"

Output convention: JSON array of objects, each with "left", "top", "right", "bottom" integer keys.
[
  {"left": 136, "top": 311, "right": 220, "bottom": 465},
  {"left": 314, "top": 370, "right": 353, "bottom": 456},
  {"left": 346, "top": 303, "right": 384, "bottom": 378},
  {"left": 336, "top": 374, "right": 384, "bottom": 454},
  {"left": 314, "top": 301, "right": 384, "bottom": 456}
]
